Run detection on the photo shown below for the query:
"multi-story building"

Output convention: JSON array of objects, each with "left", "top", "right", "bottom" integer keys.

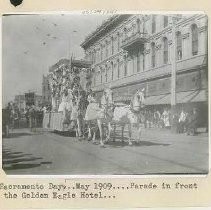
[
  {"left": 14, "top": 93, "right": 43, "bottom": 110},
  {"left": 35, "top": 95, "right": 43, "bottom": 107},
  {"left": 14, "top": 95, "right": 26, "bottom": 112},
  {"left": 81, "top": 14, "right": 208, "bottom": 125},
  {"left": 42, "top": 75, "right": 51, "bottom": 106}
]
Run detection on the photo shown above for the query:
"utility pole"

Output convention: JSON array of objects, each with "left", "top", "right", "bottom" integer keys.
[{"left": 170, "top": 16, "right": 177, "bottom": 133}]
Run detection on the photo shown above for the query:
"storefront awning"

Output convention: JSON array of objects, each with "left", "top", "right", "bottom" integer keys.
[
  {"left": 177, "top": 89, "right": 207, "bottom": 103},
  {"left": 144, "top": 90, "right": 207, "bottom": 105},
  {"left": 145, "top": 94, "right": 170, "bottom": 105}
]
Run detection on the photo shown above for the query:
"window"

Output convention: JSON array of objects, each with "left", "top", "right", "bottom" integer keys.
[
  {"left": 191, "top": 24, "right": 198, "bottom": 56},
  {"left": 163, "top": 16, "right": 168, "bottom": 28},
  {"left": 152, "top": 15, "right": 156, "bottom": 34},
  {"left": 137, "top": 52, "right": 140, "bottom": 72},
  {"left": 100, "top": 69, "right": 103, "bottom": 84},
  {"left": 117, "top": 59, "right": 120, "bottom": 78},
  {"left": 105, "top": 65, "right": 108, "bottom": 82},
  {"left": 143, "top": 53, "right": 145, "bottom": 71},
  {"left": 136, "top": 18, "right": 141, "bottom": 33},
  {"left": 163, "top": 37, "right": 168, "bottom": 64},
  {"left": 111, "top": 62, "right": 114, "bottom": 80},
  {"left": 105, "top": 41, "right": 108, "bottom": 57},
  {"left": 151, "top": 42, "right": 156, "bottom": 67},
  {"left": 100, "top": 46, "right": 103, "bottom": 61},
  {"left": 124, "top": 56, "right": 127, "bottom": 76},
  {"left": 111, "top": 37, "right": 114, "bottom": 55},
  {"left": 93, "top": 74, "right": 96, "bottom": 86},
  {"left": 93, "top": 50, "right": 96, "bottom": 63},
  {"left": 117, "top": 33, "right": 120, "bottom": 51},
  {"left": 176, "top": 31, "right": 182, "bottom": 60}
]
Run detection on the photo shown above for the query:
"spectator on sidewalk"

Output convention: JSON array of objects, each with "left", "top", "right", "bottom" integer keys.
[
  {"left": 186, "top": 108, "right": 198, "bottom": 136},
  {"left": 178, "top": 109, "right": 188, "bottom": 133},
  {"left": 162, "top": 108, "right": 170, "bottom": 129}
]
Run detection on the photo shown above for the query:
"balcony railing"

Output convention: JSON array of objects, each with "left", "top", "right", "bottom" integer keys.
[{"left": 121, "top": 32, "right": 148, "bottom": 51}]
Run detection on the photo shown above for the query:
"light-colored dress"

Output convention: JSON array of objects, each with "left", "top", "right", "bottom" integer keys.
[
  {"left": 85, "top": 95, "right": 101, "bottom": 121},
  {"left": 71, "top": 104, "right": 78, "bottom": 120},
  {"left": 58, "top": 95, "right": 72, "bottom": 112}
]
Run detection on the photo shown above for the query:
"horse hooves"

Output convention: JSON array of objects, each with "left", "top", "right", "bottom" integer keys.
[
  {"left": 105, "top": 138, "right": 110, "bottom": 143},
  {"left": 100, "top": 142, "right": 105, "bottom": 147}
]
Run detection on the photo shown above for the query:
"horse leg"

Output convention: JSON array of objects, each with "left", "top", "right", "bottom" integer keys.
[
  {"left": 77, "top": 118, "right": 82, "bottom": 139},
  {"left": 92, "top": 131, "right": 96, "bottom": 143},
  {"left": 88, "top": 122, "right": 92, "bottom": 141},
  {"left": 97, "top": 119, "right": 104, "bottom": 146},
  {"left": 75, "top": 120, "right": 79, "bottom": 137},
  {"left": 105, "top": 122, "right": 111, "bottom": 142},
  {"left": 128, "top": 123, "right": 132, "bottom": 146},
  {"left": 113, "top": 123, "right": 116, "bottom": 142},
  {"left": 81, "top": 118, "right": 85, "bottom": 139}
]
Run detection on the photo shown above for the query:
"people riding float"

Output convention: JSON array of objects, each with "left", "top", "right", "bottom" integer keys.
[{"left": 84, "top": 90, "right": 100, "bottom": 141}]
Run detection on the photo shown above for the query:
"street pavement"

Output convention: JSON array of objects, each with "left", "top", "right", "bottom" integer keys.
[{"left": 2, "top": 127, "right": 209, "bottom": 175}]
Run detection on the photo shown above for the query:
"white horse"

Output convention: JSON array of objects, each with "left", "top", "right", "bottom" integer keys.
[
  {"left": 99, "top": 88, "right": 145, "bottom": 146},
  {"left": 112, "top": 89, "right": 145, "bottom": 145},
  {"left": 85, "top": 88, "right": 145, "bottom": 146}
]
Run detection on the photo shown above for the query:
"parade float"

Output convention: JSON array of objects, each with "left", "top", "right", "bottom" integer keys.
[{"left": 42, "top": 58, "right": 92, "bottom": 132}]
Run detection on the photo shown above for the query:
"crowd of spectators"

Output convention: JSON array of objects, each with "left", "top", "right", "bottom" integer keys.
[{"left": 140, "top": 107, "right": 200, "bottom": 136}]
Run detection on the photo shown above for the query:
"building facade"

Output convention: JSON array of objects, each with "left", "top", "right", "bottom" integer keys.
[
  {"left": 42, "top": 75, "right": 51, "bottom": 106},
  {"left": 14, "top": 95, "right": 26, "bottom": 112},
  {"left": 81, "top": 14, "right": 208, "bottom": 125}
]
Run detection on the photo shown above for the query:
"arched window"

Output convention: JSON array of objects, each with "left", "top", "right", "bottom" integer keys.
[
  {"left": 111, "top": 37, "right": 114, "bottom": 55},
  {"left": 176, "top": 31, "right": 182, "bottom": 60},
  {"left": 163, "top": 16, "right": 168, "bottom": 28},
  {"left": 124, "top": 55, "right": 127, "bottom": 76},
  {"left": 152, "top": 15, "right": 156, "bottom": 34},
  {"left": 100, "top": 68, "right": 103, "bottom": 84},
  {"left": 137, "top": 51, "right": 140, "bottom": 72},
  {"left": 191, "top": 24, "right": 198, "bottom": 56},
  {"left": 136, "top": 18, "right": 141, "bottom": 33},
  {"left": 163, "top": 37, "right": 168, "bottom": 64},
  {"left": 105, "top": 65, "right": 108, "bottom": 82},
  {"left": 105, "top": 40, "right": 109, "bottom": 58},
  {"left": 111, "top": 62, "right": 114, "bottom": 80},
  {"left": 151, "top": 42, "right": 156, "bottom": 68},
  {"left": 117, "top": 32, "right": 120, "bottom": 52},
  {"left": 117, "top": 59, "right": 120, "bottom": 78}
]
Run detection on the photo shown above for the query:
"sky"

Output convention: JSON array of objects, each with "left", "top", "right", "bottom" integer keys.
[{"left": 2, "top": 13, "right": 110, "bottom": 106}]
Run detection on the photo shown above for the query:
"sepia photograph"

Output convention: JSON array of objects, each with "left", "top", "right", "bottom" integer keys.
[{"left": 2, "top": 13, "right": 208, "bottom": 175}]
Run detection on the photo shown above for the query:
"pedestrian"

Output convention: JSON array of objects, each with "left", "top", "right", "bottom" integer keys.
[
  {"left": 154, "top": 109, "right": 161, "bottom": 128},
  {"left": 186, "top": 108, "right": 198, "bottom": 136},
  {"left": 178, "top": 109, "right": 188, "bottom": 133},
  {"left": 162, "top": 108, "right": 170, "bottom": 128},
  {"left": 29, "top": 105, "right": 37, "bottom": 132}
]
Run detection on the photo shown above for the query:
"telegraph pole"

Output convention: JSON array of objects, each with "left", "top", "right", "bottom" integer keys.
[{"left": 170, "top": 17, "right": 177, "bottom": 132}]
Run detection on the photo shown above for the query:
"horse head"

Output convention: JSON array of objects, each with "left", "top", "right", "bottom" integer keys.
[
  {"left": 131, "top": 88, "right": 145, "bottom": 111},
  {"left": 101, "top": 88, "right": 113, "bottom": 108}
]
